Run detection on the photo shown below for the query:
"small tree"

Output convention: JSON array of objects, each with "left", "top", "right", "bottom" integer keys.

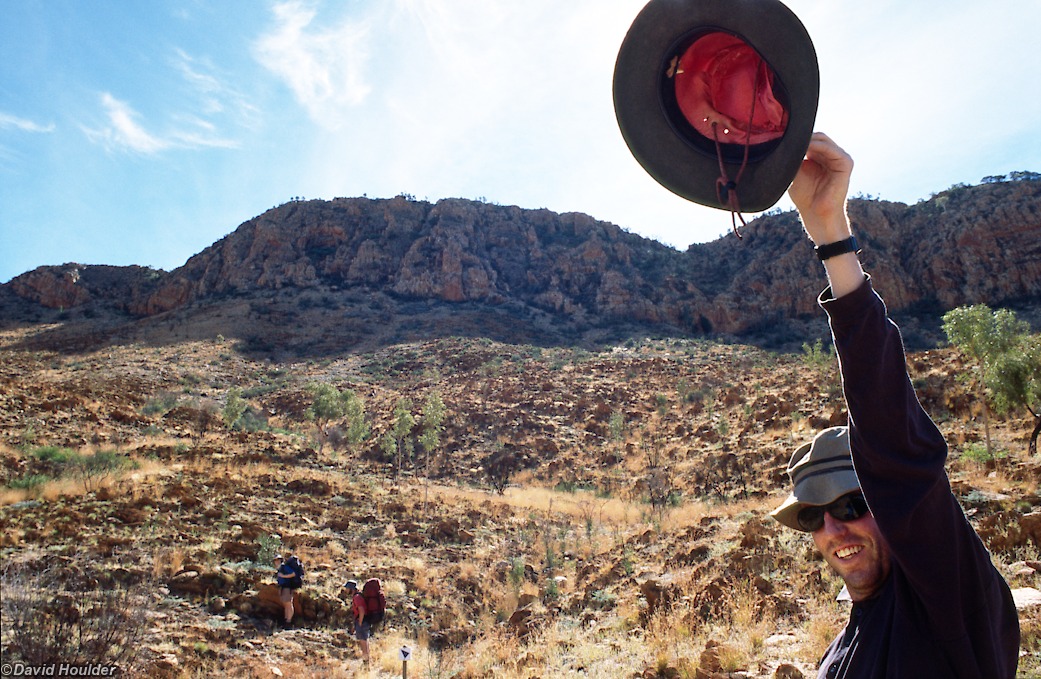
[
  {"left": 942, "top": 304, "right": 1036, "bottom": 456},
  {"left": 987, "top": 334, "right": 1041, "bottom": 457},
  {"left": 801, "top": 337, "right": 834, "bottom": 371},
  {"left": 305, "top": 383, "right": 366, "bottom": 454},
  {"left": 485, "top": 448, "right": 517, "bottom": 495},
  {"left": 608, "top": 410, "right": 625, "bottom": 442},
  {"left": 418, "top": 391, "right": 446, "bottom": 475},
  {"left": 223, "top": 388, "right": 247, "bottom": 430},
  {"left": 191, "top": 398, "right": 220, "bottom": 444},
  {"left": 71, "top": 449, "right": 131, "bottom": 493},
  {"left": 342, "top": 389, "right": 370, "bottom": 453},
  {"left": 380, "top": 398, "right": 415, "bottom": 473}
]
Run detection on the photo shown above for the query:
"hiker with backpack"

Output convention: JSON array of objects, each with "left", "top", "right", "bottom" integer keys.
[
  {"left": 343, "top": 578, "right": 386, "bottom": 664},
  {"left": 273, "top": 554, "right": 304, "bottom": 627}
]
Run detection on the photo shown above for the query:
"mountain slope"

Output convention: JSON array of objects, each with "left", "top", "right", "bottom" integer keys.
[{"left": 3, "top": 179, "right": 1039, "bottom": 355}]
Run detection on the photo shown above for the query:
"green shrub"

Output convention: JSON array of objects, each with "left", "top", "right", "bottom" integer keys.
[
  {"left": 223, "top": 388, "right": 247, "bottom": 429},
  {"left": 255, "top": 533, "right": 283, "bottom": 565},
  {"left": 237, "top": 407, "right": 270, "bottom": 432},
  {"left": 959, "top": 442, "right": 1008, "bottom": 470},
  {"left": 32, "top": 446, "right": 79, "bottom": 464},
  {"left": 801, "top": 338, "right": 833, "bottom": 371},
  {"left": 590, "top": 589, "right": 617, "bottom": 609},
  {"left": 29, "top": 447, "right": 132, "bottom": 491},
  {"left": 508, "top": 558, "right": 526, "bottom": 593},
  {"left": 8, "top": 474, "right": 50, "bottom": 492},
  {"left": 71, "top": 450, "right": 133, "bottom": 492},
  {"left": 141, "top": 391, "right": 179, "bottom": 416}
]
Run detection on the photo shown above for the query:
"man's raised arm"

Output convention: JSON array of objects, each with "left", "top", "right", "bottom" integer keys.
[{"left": 788, "top": 132, "right": 864, "bottom": 299}]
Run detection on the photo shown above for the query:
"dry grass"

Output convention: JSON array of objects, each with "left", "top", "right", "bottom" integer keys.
[
  {"left": 1, "top": 333, "right": 1036, "bottom": 678},
  {"left": 152, "top": 546, "right": 188, "bottom": 579},
  {"left": 798, "top": 596, "right": 847, "bottom": 664}
]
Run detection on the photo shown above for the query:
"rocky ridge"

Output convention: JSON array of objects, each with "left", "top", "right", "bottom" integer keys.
[{"left": 4, "top": 179, "right": 1040, "bottom": 355}]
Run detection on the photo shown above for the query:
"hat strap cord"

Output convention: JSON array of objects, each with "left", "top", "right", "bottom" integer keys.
[{"left": 711, "top": 57, "right": 766, "bottom": 240}]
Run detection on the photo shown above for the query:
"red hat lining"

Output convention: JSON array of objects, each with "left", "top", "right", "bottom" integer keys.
[{"left": 671, "top": 31, "right": 788, "bottom": 146}]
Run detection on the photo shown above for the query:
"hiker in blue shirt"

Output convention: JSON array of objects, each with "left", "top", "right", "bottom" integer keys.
[
  {"left": 273, "top": 554, "right": 303, "bottom": 627},
  {"left": 769, "top": 132, "right": 1019, "bottom": 678}
]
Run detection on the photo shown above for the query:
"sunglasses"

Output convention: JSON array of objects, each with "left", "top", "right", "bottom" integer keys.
[{"left": 797, "top": 493, "right": 870, "bottom": 532}]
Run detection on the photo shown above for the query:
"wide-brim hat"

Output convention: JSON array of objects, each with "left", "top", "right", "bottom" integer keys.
[
  {"left": 770, "top": 426, "right": 861, "bottom": 531},
  {"left": 613, "top": 0, "right": 819, "bottom": 212}
]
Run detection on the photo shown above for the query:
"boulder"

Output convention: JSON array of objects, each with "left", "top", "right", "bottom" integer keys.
[
  {"left": 1012, "top": 587, "right": 1041, "bottom": 611},
  {"left": 168, "top": 570, "right": 236, "bottom": 597},
  {"left": 255, "top": 583, "right": 302, "bottom": 620},
  {"left": 220, "top": 540, "right": 260, "bottom": 561},
  {"left": 774, "top": 664, "right": 805, "bottom": 679}
]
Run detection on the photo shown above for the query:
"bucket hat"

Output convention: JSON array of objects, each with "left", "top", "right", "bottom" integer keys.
[
  {"left": 770, "top": 426, "right": 862, "bottom": 531},
  {"left": 613, "top": 0, "right": 819, "bottom": 214}
]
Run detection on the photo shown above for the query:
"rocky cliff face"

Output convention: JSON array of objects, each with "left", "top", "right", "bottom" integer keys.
[
  {"left": 7, "top": 264, "right": 163, "bottom": 313},
  {"left": 4, "top": 179, "right": 1040, "bottom": 351},
  {"left": 139, "top": 195, "right": 714, "bottom": 326}
]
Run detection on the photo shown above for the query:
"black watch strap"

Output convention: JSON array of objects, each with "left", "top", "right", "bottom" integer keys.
[{"left": 815, "top": 236, "right": 860, "bottom": 261}]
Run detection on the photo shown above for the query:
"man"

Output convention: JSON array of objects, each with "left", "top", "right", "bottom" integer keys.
[
  {"left": 344, "top": 580, "right": 371, "bottom": 664},
  {"left": 770, "top": 132, "right": 1020, "bottom": 677},
  {"left": 273, "top": 554, "right": 300, "bottom": 627}
]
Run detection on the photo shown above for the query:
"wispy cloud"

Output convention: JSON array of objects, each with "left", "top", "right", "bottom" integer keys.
[
  {"left": 253, "top": 0, "right": 373, "bottom": 129},
  {"left": 83, "top": 91, "right": 240, "bottom": 154},
  {"left": 83, "top": 93, "right": 172, "bottom": 154},
  {"left": 169, "top": 116, "right": 239, "bottom": 150},
  {"left": 174, "top": 49, "right": 226, "bottom": 113},
  {"left": 172, "top": 48, "right": 261, "bottom": 126},
  {"left": 0, "top": 112, "right": 56, "bottom": 133}
]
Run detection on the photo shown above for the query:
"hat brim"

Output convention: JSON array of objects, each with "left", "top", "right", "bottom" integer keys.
[
  {"left": 613, "top": 0, "right": 819, "bottom": 212},
  {"left": 770, "top": 493, "right": 811, "bottom": 531}
]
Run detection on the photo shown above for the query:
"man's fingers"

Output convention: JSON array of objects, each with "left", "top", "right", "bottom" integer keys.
[{"left": 804, "top": 133, "right": 853, "bottom": 173}]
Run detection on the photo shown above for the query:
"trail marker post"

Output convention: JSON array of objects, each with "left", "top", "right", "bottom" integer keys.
[{"left": 399, "top": 645, "right": 413, "bottom": 678}]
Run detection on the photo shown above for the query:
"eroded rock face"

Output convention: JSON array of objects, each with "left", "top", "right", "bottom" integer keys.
[
  {"left": 7, "top": 264, "right": 164, "bottom": 312},
  {"left": 135, "top": 197, "right": 705, "bottom": 326},
  {"left": 5, "top": 180, "right": 1040, "bottom": 341},
  {"left": 9, "top": 266, "right": 93, "bottom": 309}
]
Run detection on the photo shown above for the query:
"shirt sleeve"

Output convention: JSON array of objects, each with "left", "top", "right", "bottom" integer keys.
[{"left": 821, "top": 277, "right": 1000, "bottom": 635}]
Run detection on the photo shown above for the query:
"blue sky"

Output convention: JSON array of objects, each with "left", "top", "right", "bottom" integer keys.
[{"left": 2, "top": 0, "right": 1039, "bottom": 284}]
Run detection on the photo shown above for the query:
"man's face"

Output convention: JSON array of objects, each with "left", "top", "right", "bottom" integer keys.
[{"left": 812, "top": 510, "right": 891, "bottom": 601}]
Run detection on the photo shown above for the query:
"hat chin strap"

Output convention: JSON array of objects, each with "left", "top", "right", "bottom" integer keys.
[{"left": 709, "top": 56, "right": 765, "bottom": 239}]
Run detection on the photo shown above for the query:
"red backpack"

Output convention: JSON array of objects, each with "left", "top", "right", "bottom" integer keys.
[{"left": 361, "top": 578, "right": 386, "bottom": 624}]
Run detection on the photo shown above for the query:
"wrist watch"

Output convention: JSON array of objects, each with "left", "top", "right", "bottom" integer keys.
[{"left": 814, "top": 236, "right": 860, "bottom": 261}]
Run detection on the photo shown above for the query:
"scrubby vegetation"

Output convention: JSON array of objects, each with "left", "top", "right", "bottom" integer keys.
[{"left": 1, "top": 320, "right": 1038, "bottom": 676}]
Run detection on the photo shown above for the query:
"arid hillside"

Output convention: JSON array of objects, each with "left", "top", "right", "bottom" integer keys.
[
  {"left": 1, "top": 314, "right": 1039, "bottom": 677},
  {"left": 2, "top": 175, "right": 1040, "bottom": 676}
]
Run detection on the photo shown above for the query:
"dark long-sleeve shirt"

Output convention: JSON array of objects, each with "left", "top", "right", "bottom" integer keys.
[{"left": 816, "top": 278, "right": 1019, "bottom": 679}]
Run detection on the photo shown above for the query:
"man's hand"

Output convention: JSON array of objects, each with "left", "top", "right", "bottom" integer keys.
[
  {"left": 788, "top": 132, "right": 864, "bottom": 298},
  {"left": 788, "top": 132, "right": 854, "bottom": 245}
]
